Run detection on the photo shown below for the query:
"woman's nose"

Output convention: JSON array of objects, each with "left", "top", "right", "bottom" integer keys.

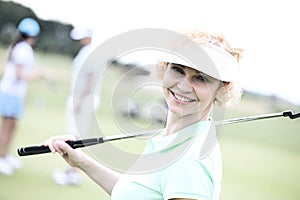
[{"left": 177, "top": 78, "right": 193, "bottom": 92}]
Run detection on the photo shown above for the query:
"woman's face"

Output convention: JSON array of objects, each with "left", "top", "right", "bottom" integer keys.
[
  {"left": 27, "top": 37, "right": 38, "bottom": 46},
  {"left": 162, "top": 63, "right": 221, "bottom": 118}
]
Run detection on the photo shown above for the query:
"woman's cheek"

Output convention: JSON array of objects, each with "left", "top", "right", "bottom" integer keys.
[{"left": 162, "top": 73, "right": 176, "bottom": 88}]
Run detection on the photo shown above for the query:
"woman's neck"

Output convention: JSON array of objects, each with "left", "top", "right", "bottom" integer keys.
[
  {"left": 165, "top": 107, "right": 210, "bottom": 136},
  {"left": 25, "top": 37, "right": 35, "bottom": 46}
]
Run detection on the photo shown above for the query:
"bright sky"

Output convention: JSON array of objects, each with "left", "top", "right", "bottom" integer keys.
[{"left": 7, "top": 0, "right": 300, "bottom": 105}]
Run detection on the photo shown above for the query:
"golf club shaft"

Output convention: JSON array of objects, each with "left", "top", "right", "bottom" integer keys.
[
  {"left": 218, "top": 111, "right": 284, "bottom": 125},
  {"left": 17, "top": 110, "right": 299, "bottom": 156}
]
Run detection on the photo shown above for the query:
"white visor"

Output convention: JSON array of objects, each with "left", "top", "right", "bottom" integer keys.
[{"left": 156, "top": 45, "right": 239, "bottom": 82}]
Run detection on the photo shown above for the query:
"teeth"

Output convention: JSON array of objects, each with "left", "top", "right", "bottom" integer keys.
[{"left": 174, "top": 93, "right": 192, "bottom": 102}]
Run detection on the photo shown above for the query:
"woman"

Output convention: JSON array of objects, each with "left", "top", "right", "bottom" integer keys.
[
  {"left": 45, "top": 30, "right": 243, "bottom": 199},
  {"left": 0, "top": 17, "right": 45, "bottom": 176}
]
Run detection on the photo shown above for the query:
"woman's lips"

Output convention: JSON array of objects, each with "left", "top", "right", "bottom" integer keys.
[{"left": 170, "top": 90, "right": 197, "bottom": 104}]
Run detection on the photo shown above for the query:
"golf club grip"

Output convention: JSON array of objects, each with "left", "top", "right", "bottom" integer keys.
[{"left": 17, "top": 138, "right": 104, "bottom": 156}]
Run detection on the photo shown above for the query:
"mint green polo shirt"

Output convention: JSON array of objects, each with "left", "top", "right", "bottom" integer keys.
[{"left": 111, "top": 120, "right": 222, "bottom": 200}]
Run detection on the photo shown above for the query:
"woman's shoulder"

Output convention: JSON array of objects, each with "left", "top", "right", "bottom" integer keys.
[
  {"left": 13, "top": 41, "right": 32, "bottom": 51},
  {"left": 11, "top": 41, "right": 33, "bottom": 56}
]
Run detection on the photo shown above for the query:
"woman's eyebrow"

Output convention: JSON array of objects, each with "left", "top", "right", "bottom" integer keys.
[
  {"left": 171, "top": 63, "right": 216, "bottom": 80},
  {"left": 195, "top": 71, "right": 208, "bottom": 77},
  {"left": 171, "top": 63, "right": 186, "bottom": 68}
]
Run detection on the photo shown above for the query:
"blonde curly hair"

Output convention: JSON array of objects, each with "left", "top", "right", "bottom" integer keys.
[
  {"left": 156, "top": 30, "right": 244, "bottom": 107},
  {"left": 184, "top": 31, "right": 243, "bottom": 62}
]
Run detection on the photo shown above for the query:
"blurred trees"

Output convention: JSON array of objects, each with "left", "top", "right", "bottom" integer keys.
[{"left": 0, "top": 0, "right": 79, "bottom": 57}]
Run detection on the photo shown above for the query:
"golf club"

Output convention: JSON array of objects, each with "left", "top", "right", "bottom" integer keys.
[{"left": 17, "top": 110, "right": 300, "bottom": 156}]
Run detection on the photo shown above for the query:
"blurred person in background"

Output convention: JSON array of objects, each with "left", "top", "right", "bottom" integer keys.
[
  {"left": 52, "top": 27, "right": 100, "bottom": 186},
  {"left": 45, "top": 29, "right": 243, "bottom": 199},
  {"left": 0, "top": 17, "right": 47, "bottom": 176}
]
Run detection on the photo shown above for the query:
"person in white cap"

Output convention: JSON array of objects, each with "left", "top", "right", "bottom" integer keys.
[
  {"left": 52, "top": 27, "right": 99, "bottom": 185},
  {"left": 45, "top": 29, "right": 243, "bottom": 199},
  {"left": 0, "top": 17, "right": 47, "bottom": 176}
]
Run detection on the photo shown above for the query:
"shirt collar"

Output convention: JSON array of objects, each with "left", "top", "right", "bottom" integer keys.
[{"left": 150, "top": 120, "right": 212, "bottom": 152}]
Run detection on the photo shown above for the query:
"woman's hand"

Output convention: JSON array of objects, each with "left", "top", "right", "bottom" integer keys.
[
  {"left": 44, "top": 135, "right": 88, "bottom": 168},
  {"left": 44, "top": 135, "right": 121, "bottom": 194}
]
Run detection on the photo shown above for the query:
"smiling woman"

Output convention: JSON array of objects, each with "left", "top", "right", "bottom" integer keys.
[
  {"left": 42, "top": 29, "right": 244, "bottom": 200},
  {"left": 109, "top": 30, "right": 244, "bottom": 200},
  {"left": 161, "top": 64, "right": 222, "bottom": 125},
  {"left": 157, "top": 31, "right": 243, "bottom": 108}
]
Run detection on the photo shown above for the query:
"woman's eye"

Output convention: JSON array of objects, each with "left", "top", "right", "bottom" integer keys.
[
  {"left": 194, "top": 75, "right": 209, "bottom": 83},
  {"left": 171, "top": 66, "right": 185, "bottom": 75}
]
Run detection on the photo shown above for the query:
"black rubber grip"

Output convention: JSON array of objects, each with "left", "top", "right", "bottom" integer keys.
[
  {"left": 17, "top": 138, "right": 104, "bottom": 156},
  {"left": 18, "top": 145, "right": 51, "bottom": 156}
]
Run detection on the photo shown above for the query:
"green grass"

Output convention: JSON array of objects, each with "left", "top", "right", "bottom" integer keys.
[
  {"left": 219, "top": 100, "right": 300, "bottom": 200},
  {"left": 1, "top": 45, "right": 300, "bottom": 200}
]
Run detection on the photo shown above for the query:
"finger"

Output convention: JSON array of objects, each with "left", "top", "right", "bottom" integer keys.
[
  {"left": 44, "top": 137, "right": 56, "bottom": 153},
  {"left": 44, "top": 135, "right": 75, "bottom": 153},
  {"left": 54, "top": 140, "right": 74, "bottom": 156}
]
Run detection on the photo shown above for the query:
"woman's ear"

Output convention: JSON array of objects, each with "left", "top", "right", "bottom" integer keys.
[{"left": 213, "top": 81, "right": 231, "bottom": 107}]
